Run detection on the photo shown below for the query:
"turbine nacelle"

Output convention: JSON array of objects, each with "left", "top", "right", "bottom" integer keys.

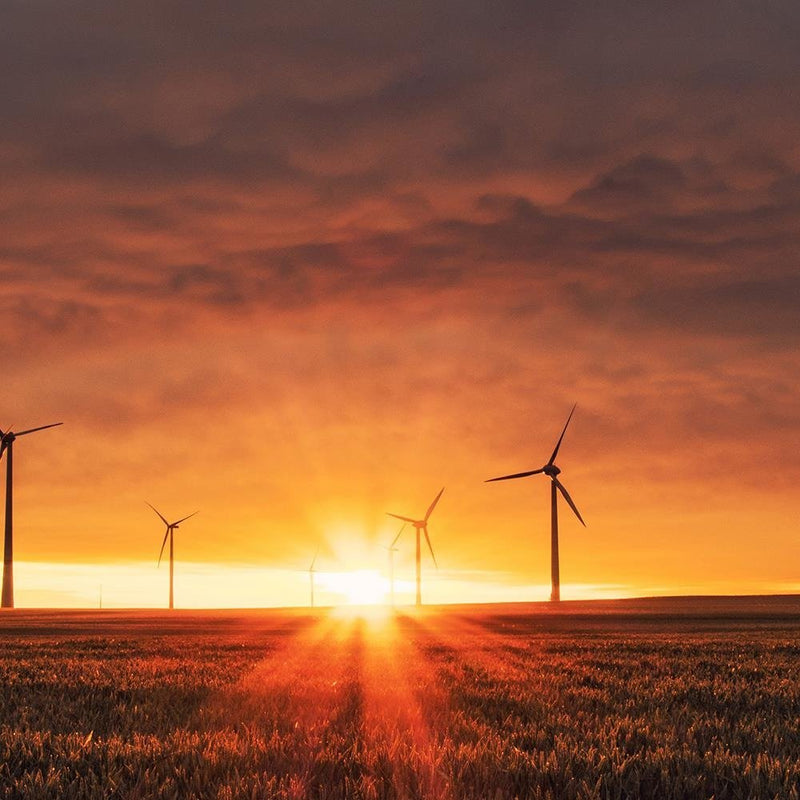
[
  {"left": 0, "top": 423, "right": 62, "bottom": 460},
  {"left": 386, "top": 488, "right": 444, "bottom": 604},
  {"left": 543, "top": 464, "right": 561, "bottom": 477},
  {"left": 147, "top": 503, "right": 198, "bottom": 570}
]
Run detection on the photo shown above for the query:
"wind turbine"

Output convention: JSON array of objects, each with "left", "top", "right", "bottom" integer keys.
[
  {"left": 387, "top": 488, "right": 443, "bottom": 606},
  {"left": 486, "top": 405, "right": 585, "bottom": 602},
  {"left": 0, "top": 422, "right": 63, "bottom": 608},
  {"left": 385, "top": 523, "right": 404, "bottom": 607},
  {"left": 147, "top": 502, "right": 197, "bottom": 610},
  {"left": 308, "top": 548, "right": 319, "bottom": 608}
]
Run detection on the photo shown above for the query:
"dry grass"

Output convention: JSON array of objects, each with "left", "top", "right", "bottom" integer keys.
[{"left": 1, "top": 600, "right": 799, "bottom": 799}]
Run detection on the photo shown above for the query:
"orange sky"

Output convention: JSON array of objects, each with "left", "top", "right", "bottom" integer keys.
[{"left": 2, "top": 1, "right": 800, "bottom": 607}]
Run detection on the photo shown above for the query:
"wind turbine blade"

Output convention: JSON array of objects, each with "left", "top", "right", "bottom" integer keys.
[
  {"left": 485, "top": 468, "right": 545, "bottom": 482},
  {"left": 174, "top": 511, "right": 199, "bottom": 525},
  {"left": 547, "top": 404, "right": 577, "bottom": 466},
  {"left": 146, "top": 502, "right": 170, "bottom": 526},
  {"left": 157, "top": 529, "right": 169, "bottom": 566},
  {"left": 309, "top": 547, "right": 319, "bottom": 572},
  {"left": 390, "top": 523, "right": 406, "bottom": 548},
  {"left": 387, "top": 512, "right": 416, "bottom": 524},
  {"left": 14, "top": 422, "right": 64, "bottom": 437},
  {"left": 553, "top": 477, "right": 586, "bottom": 526},
  {"left": 424, "top": 487, "right": 445, "bottom": 522},
  {"left": 423, "top": 527, "right": 438, "bottom": 569},
  {"left": 0, "top": 442, "right": 6, "bottom": 460}
]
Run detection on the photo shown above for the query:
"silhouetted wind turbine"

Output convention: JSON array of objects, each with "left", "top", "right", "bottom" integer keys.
[
  {"left": 308, "top": 549, "right": 319, "bottom": 608},
  {"left": 387, "top": 488, "right": 443, "bottom": 606},
  {"left": 385, "top": 523, "right": 404, "bottom": 607},
  {"left": 0, "top": 422, "right": 63, "bottom": 608},
  {"left": 486, "top": 405, "right": 585, "bottom": 602},
  {"left": 147, "top": 502, "right": 197, "bottom": 610}
]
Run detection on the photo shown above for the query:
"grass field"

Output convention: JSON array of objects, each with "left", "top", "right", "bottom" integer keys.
[{"left": 2, "top": 596, "right": 800, "bottom": 799}]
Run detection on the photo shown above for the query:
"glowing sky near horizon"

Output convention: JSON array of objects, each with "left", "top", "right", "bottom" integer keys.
[{"left": 2, "top": 1, "right": 800, "bottom": 607}]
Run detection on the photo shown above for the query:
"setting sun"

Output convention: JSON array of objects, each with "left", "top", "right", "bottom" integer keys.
[{"left": 318, "top": 570, "right": 388, "bottom": 606}]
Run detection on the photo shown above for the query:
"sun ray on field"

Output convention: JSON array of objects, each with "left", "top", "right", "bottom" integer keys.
[
  {"left": 202, "top": 610, "right": 354, "bottom": 724},
  {"left": 413, "top": 608, "right": 548, "bottom": 676},
  {"left": 186, "top": 611, "right": 368, "bottom": 797},
  {"left": 192, "top": 608, "right": 589, "bottom": 798},
  {"left": 358, "top": 612, "right": 455, "bottom": 800}
]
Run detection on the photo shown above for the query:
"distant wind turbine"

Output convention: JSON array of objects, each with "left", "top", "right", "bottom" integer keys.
[
  {"left": 0, "top": 422, "right": 63, "bottom": 608},
  {"left": 147, "top": 502, "right": 197, "bottom": 610},
  {"left": 486, "top": 405, "right": 585, "bottom": 602},
  {"left": 387, "top": 488, "right": 443, "bottom": 606},
  {"left": 385, "top": 523, "right": 404, "bottom": 607},
  {"left": 308, "top": 548, "right": 319, "bottom": 608}
]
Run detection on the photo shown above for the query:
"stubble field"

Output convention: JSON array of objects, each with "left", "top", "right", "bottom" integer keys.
[{"left": 1, "top": 597, "right": 800, "bottom": 800}]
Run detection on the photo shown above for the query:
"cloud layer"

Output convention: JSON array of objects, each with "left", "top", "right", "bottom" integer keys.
[{"left": 2, "top": 1, "right": 800, "bottom": 599}]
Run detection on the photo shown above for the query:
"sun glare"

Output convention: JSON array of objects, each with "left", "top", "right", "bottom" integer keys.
[{"left": 318, "top": 569, "right": 387, "bottom": 606}]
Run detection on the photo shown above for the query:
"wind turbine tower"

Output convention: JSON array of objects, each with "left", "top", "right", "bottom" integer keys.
[
  {"left": 0, "top": 422, "right": 63, "bottom": 608},
  {"left": 308, "top": 549, "right": 318, "bottom": 608},
  {"left": 386, "top": 523, "right": 404, "bottom": 607},
  {"left": 387, "top": 488, "right": 443, "bottom": 606},
  {"left": 147, "top": 503, "right": 197, "bottom": 610},
  {"left": 486, "top": 405, "right": 586, "bottom": 602}
]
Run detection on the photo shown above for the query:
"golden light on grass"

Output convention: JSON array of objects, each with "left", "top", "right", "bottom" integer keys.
[{"left": 4, "top": 602, "right": 800, "bottom": 796}]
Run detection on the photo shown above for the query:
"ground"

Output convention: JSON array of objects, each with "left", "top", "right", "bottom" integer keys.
[{"left": 1, "top": 597, "right": 800, "bottom": 799}]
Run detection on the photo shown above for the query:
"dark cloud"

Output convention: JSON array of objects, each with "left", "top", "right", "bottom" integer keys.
[
  {"left": 632, "top": 275, "right": 800, "bottom": 341},
  {"left": 570, "top": 156, "right": 687, "bottom": 211},
  {"left": 2, "top": 1, "right": 800, "bottom": 446}
]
